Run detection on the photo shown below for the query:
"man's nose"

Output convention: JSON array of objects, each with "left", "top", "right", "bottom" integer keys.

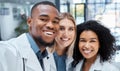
[{"left": 46, "top": 21, "right": 54, "bottom": 30}]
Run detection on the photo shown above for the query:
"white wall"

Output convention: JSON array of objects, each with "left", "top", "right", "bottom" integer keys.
[
  {"left": 0, "top": 0, "right": 55, "bottom": 40},
  {"left": 0, "top": 3, "right": 25, "bottom": 40}
]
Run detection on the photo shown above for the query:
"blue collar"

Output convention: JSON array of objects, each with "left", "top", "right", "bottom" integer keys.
[
  {"left": 53, "top": 51, "right": 67, "bottom": 60},
  {"left": 26, "top": 33, "right": 40, "bottom": 54}
]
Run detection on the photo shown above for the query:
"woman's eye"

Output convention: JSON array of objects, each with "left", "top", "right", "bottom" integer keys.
[
  {"left": 69, "top": 28, "right": 74, "bottom": 31},
  {"left": 90, "top": 40, "right": 96, "bottom": 42},
  {"left": 80, "top": 39, "right": 86, "bottom": 42}
]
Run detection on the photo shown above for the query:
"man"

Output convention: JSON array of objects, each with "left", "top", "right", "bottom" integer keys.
[{"left": 0, "top": 1, "right": 59, "bottom": 71}]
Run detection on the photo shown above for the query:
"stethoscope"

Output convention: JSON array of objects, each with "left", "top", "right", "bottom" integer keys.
[
  {"left": 22, "top": 57, "right": 49, "bottom": 71},
  {"left": 22, "top": 58, "right": 25, "bottom": 71}
]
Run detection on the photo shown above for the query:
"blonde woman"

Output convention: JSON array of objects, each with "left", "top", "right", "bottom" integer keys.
[{"left": 47, "top": 12, "right": 76, "bottom": 71}]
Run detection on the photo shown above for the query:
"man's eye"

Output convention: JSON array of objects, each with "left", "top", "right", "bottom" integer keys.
[
  {"left": 59, "top": 27, "right": 65, "bottom": 31},
  {"left": 40, "top": 18, "right": 48, "bottom": 22},
  {"left": 52, "top": 20, "right": 59, "bottom": 24}
]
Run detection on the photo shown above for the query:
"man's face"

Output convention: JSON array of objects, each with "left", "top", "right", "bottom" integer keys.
[{"left": 27, "top": 5, "right": 59, "bottom": 46}]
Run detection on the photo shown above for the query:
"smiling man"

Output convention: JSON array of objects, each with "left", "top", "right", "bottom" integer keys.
[{"left": 0, "top": 1, "right": 60, "bottom": 71}]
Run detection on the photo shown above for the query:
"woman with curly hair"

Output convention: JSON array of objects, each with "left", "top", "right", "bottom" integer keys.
[{"left": 72, "top": 20, "right": 119, "bottom": 71}]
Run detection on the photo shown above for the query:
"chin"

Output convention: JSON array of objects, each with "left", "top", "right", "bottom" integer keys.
[{"left": 36, "top": 37, "right": 55, "bottom": 47}]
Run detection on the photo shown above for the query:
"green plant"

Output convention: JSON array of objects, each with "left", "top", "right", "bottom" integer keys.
[{"left": 15, "top": 14, "right": 28, "bottom": 36}]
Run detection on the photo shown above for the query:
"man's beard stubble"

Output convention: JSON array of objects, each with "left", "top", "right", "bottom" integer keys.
[{"left": 35, "top": 37, "right": 55, "bottom": 47}]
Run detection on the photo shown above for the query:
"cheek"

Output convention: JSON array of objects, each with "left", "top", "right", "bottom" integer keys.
[
  {"left": 55, "top": 34, "right": 61, "bottom": 42},
  {"left": 70, "top": 35, "right": 75, "bottom": 44},
  {"left": 31, "top": 24, "right": 37, "bottom": 31},
  {"left": 55, "top": 35, "right": 60, "bottom": 41},
  {"left": 95, "top": 43, "right": 100, "bottom": 49},
  {"left": 94, "top": 44, "right": 100, "bottom": 53},
  {"left": 32, "top": 21, "right": 43, "bottom": 30},
  {"left": 96, "top": 46, "right": 100, "bottom": 52},
  {"left": 30, "top": 24, "right": 35, "bottom": 32},
  {"left": 55, "top": 24, "right": 59, "bottom": 31},
  {"left": 71, "top": 33, "right": 75, "bottom": 39},
  {"left": 57, "top": 31, "right": 63, "bottom": 38},
  {"left": 79, "top": 42, "right": 85, "bottom": 53},
  {"left": 78, "top": 43, "right": 82, "bottom": 51}
]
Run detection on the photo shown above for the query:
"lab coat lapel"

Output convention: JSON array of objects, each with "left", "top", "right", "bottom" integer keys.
[
  {"left": 90, "top": 55, "right": 102, "bottom": 71},
  {"left": 74, "top": 60, "right": 84, "bottom": 71},
  {"left": 23, "top": 48, "right": 42, "bottom": 71},
  {"left": 16, "top": 34, "right": 43, "bottom": 71}
]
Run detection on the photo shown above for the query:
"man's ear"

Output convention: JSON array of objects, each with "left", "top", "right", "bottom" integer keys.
[{"left": 27, "top": 17, "right": 32, "bottom": 27}]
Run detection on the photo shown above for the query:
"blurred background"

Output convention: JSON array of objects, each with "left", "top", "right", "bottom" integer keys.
[{"left": 0, "top": 0, "right": 120, "bottom": 68}]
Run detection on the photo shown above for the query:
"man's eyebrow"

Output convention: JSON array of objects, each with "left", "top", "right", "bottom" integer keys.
[
  {"left": 54, "top": 17, "right": 60, "bottom": 20},
  {"left": 39, "top": 14, "right": 60, "bottom": 20},
  {"left": 39, "top": 14, "right": 49, "bottom": 17}
]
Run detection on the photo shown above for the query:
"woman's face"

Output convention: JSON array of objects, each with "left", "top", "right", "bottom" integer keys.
[
  {"left": 79, "top": 30, "right": 100, "bottom": 59},
  {"left": 55, "top": 18, "right": 76, "bottom": 49}
]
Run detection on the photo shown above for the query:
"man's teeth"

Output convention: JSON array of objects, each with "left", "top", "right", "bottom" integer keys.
[{"left": 45, "top": 32, "right": 53, "bottom": 35}]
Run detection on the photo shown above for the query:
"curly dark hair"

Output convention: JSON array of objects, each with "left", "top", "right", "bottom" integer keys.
[{"left": 72, "top": 20, "right": 116, "bottom": 67}]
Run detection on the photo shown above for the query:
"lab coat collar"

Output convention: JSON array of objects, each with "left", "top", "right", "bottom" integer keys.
[
  {"left": 90, "top": 55, "right": 103, "bottom": 71},
  {"left": 44, "top": 53, "right": 57, "bottom": 71},
  {"left": 15, "top": 33, "right": 43, "bottom": 71},
  {"left": 76, "top": 55, "right": 102, "bottom": 71}
]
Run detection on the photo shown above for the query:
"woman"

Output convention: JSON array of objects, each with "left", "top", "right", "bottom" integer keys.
[
  {"left": 72, "top": 20, "right": 119, "bottom": 71},
  {"left": 47, "top": 12, "right": 76, "bottom": 71}
]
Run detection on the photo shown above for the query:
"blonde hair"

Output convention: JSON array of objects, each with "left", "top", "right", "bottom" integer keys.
[{"left": 47, "top": 12, "right": 76, "bottom": 58}]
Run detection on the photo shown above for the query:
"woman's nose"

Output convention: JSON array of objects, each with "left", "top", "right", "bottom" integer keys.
[{"left": 84, "top": 42, "right": 90, "bottom": 48}]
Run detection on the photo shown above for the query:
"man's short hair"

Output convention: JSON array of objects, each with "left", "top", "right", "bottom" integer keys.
[{"left": 31, "top": 1, "right": 57, "bottom": 16}]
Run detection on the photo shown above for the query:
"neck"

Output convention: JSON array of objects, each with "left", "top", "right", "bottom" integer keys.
[
  {"left": 39, "top": 46, "right": 46, "bottom": 53},
  {"left": 85, "top": 55, "right": 97, "bottom": 64},
  {"left": 36, "top": 41, "right": 46, "bottom": 53},
  {"left": 55, "top": 44, "right": 67, "bottom": 56}
]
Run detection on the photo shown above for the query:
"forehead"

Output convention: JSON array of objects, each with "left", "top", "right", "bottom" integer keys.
[
  {"left": 80, "top": 30, "right": 98, "bottom": 38},
  {"left": 32, "top": 5, "right": 59, "bottom": 18},
  {"left": 59, "top": 19, "right": 75, "bottom": 27}
]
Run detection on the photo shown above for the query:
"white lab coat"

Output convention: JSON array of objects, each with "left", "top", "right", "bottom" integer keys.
[
  {"left": 43, "top": 53, "right": 57, "bottom": 71},
  {"left": 73, "top": 55, "right": 120, "bottom": 71},
  {"left": 0, "top": 33, "right": 56, "bottom": 71}
]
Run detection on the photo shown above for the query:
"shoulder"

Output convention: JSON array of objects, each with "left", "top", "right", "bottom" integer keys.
[
  {"left": 66, "top": 57, "right": 73, "bottom": 63},
  {"left": 95, "top": 55, "right": 119, "bottom": 71},
  {"left": 102, "top": 61, "right": 120, "bottom": 71},
  {"left": 72, "top": 60, "right": 84, "bottom": 71},
  {"left": 0, "top": 39, "right": 18, "bottom": 57},
  {"left": 0, "top": 40, "right": 22, "bottom": 71},
  {"left": 66, "top": 57, "right": 74, "bottom": 71},
  {"left": 0, "top": 33, "right": 28, "bottom": 56},
  {"left": 0, "top": 40, "right": 19, "bottom": 66},
  {"left": 0, "top": 39, "right": 16, "bottom": 52}
]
